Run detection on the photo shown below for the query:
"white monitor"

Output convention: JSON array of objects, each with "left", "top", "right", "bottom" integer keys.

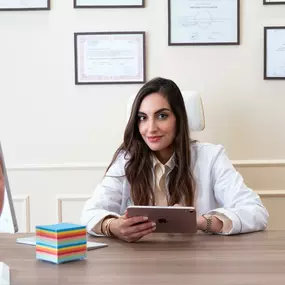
[{"left": 0, "top": 142, "right": 18, "bottom": 233}]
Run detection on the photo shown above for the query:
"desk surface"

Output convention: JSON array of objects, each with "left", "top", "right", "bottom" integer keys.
[{"left": 1, "top": 231, "right": 285, "bottom": 285}]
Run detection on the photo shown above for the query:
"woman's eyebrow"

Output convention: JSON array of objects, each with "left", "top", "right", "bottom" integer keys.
[{"left": 138, "top": 108, "right": 170, "bottom": 116}]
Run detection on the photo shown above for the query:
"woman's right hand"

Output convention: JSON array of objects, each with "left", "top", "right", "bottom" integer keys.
[{"left": 109, "top": 213, "right": 156, "bottom": 242}]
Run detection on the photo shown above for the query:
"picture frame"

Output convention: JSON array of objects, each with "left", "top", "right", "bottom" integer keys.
[
  {"left": 74, "top": 32, "right": 146, "bottom": 85},
  {"left": 263, "top": 0, "right": 285, "bottom": 5},
  {"left": 168, "top": 0, "right": 240, "bottom": 46},
  {"left": 74, "top": 0, "right": 144, "bottom": 9},
  {"left": 264, "top": 26, "right": 285, "bottom": 80},
  {"left": 0, "top": 0, "right": 50, "bottom": 11}
]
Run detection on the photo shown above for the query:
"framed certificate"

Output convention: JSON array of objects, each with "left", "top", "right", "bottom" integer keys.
[
  {"left": 168, "top": 0, "right": 240, "bottom": 45},
  {"left": 74, "top": 32, "right": 146, "bottom": 85},
  {"left": 0, "top": 0, "right": 50, "bottom": 11},
  {"left": 264, "top": 27, "right": 285, "bottom": 80},
  {"left": 264, "top": 0, "right": 285, "bottom": 4},
  {"left": 74, "top": 0, "right": 144, "bottom": 8}
]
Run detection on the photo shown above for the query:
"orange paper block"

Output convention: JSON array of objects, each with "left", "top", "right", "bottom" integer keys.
[
  {"left": 35, "top": 223, "right": 87, "bottom": 264},
  {"left": 36, "top": 229, "right": 86, "bottom": 239},
  {"left": 36, "top": 244, "right": 87, "bottom": 256}
]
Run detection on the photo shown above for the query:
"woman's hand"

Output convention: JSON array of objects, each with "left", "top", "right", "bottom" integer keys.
[
  {"left": 197, "top": 215, "right": 223, "bottom": 233},
  {"left": 109, "top": 213, "right": 156, "bottom": 242},
  {"left": 173, "top": 204, "right": 183, "bottom": 207}
]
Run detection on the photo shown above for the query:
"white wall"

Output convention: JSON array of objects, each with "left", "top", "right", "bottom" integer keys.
[{"left": 1, "top": 0, "right": 285, "bottom": 232}]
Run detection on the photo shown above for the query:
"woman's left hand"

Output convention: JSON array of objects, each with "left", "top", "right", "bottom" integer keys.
[{"left": 197, "top": 215, "right": 223, "bottom": 233}]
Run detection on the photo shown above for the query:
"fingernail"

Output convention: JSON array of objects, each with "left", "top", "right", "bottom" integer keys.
[
  {"left": 143, "top": 217, "right": 148, "bottom": 221},
  {"left": 152, "top": 222, "right": 156, "bottom": 227}
]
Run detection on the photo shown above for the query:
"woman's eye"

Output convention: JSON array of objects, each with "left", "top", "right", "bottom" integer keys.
[
  {"left": 158, "top": 113, "right": 168, "bottom": 120},
  {"left": 138, "top": 116, "right": 146, "bottom": 121}
]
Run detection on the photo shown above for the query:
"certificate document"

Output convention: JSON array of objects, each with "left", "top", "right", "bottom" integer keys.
[
  {"left": 169, "top": 0, "right": 239, "bottom": 45},
  {"left": 0, "top": 0, "right": 49, "bottom": 9},
  {"left": 265, "top": 28, "right": 285, "bottom": 79},
  {"left": 75, "top": 32, "right": 146, "bottom": 84},
  {"left": 75, "top": 0, "right": 144, "bottom": 7}
]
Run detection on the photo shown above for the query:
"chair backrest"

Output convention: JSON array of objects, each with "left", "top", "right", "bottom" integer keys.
[{"left": 126, "top": 90, "right": 205, "bottom": 132}]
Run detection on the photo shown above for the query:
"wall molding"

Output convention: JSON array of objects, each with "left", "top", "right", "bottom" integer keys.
[
  {"left": 7, "top": 159, "right": 285, "bottom": 171},
  {"left": 232, "top": 160, "right": 285, "bottom": 167},
  {"left": 55, "top": 191, "right": 285, "bottom": 221},
  {"left": 13, "top": 195, "right": 31, "bottom": 232},
  {"left": 256, "top": 190, "right": 285, "bottom": 197},
  {"left": 57, "top": 195, "right": 90, "bottom": 223},
  {"left": 54, "top": 191, "right": 285, "bottom": 228},
  {"left": 7, "top": 163, "right": 108, "bottom": 171}
]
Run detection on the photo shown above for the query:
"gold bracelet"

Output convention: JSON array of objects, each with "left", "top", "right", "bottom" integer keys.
[
  {"left": 101, "top": 216, "right": 113, "bottom": 236},
  {"left": 105, "top": 218, "right": 115, "bottom": 237},
  {"left": 202, "top": 214, "right": 212, "bottom": 233},
  {"left": 100, "top": 218, "right": 106, "bottom": 235}
]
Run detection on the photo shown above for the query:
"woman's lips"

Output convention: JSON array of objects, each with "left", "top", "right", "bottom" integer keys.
[{"left": 147, "top": 136, "right": 163, "bottom": 143}]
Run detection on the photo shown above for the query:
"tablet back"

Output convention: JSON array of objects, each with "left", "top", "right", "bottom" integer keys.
[{"left": 127, "top": 206, "right": 197, "bottom": 234}]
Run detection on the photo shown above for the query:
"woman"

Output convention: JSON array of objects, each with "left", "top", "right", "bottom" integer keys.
[{"left": 81, "top": 77, "right": 268, "bottom": 242}]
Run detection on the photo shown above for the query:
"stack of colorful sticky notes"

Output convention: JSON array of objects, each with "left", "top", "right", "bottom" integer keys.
[{"left": 35, "top": 223, "right": 87, "bottom": 264}]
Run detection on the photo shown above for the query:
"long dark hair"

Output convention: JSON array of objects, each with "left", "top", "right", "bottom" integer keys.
[{"left": 107, "top": 77, "right": 196, "bottom": 206}]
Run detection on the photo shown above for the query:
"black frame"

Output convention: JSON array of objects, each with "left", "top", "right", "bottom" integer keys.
[
  {"left": 74, "top": 31, "right": 146, "bottom": 85},
  {"left": 74, "top": 0, "right": 144, "bottom": 8},
  {"left": 263, "top": 0, "right": 285, "bottom": 5},
  {"left": 168, "top": 0, "right": 240, "bottom": 46},
  {"left": 0, "top": 0, "right": 50, "bottom": 11},
  {"left": 264, "top": 26, "right": 285, "bottom": 80}
]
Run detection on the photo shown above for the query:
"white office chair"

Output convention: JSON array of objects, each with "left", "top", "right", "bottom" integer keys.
[{"left": 127, "top": 90, "right": 205, "bottom": 132}]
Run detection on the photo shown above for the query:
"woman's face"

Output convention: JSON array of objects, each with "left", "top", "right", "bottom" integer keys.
[{"left": 138, "top": 93, "right": 176, "bottom": 162}]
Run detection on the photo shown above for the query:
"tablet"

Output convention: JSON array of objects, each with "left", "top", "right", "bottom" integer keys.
[{"left": 127, "top": 205, "right": 197, "bottom": 234}]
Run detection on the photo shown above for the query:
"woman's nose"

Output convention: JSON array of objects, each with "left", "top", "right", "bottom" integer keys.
[{"left": 148, "top": 119, "right": 158, "bottom": 132}]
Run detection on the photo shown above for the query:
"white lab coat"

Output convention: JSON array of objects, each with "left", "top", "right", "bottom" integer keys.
[{"left": 81, "top": 142, "right": 269, "bottom": 236}]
